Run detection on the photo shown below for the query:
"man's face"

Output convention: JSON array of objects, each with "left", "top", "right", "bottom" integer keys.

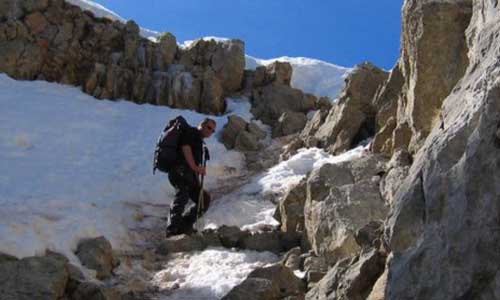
[{"left": 200, "top": 121, "right": 216, "bottom": 138}]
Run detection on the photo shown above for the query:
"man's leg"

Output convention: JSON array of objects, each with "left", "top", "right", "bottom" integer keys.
[
  {"left": 166, "top": 170, "right": 190, "bottom": 236},
  {"left": 184, "top": 188, "right": 211, "bottom": 229}
]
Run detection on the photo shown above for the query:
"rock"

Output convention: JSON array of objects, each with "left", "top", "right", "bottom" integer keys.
[
  {"left": 314, "top": 62, "right": 388, "bottom": 154},
  {"left": 0, "top": 252, "right": 69, "bottom": 300},
  {"left": 217, "top": 225, "right": 250, "bottom": 248},
  {"left": 158, "top": 32, "right": 177, "bottom": 66},
  {"left": 200, "top": 69, "right": 224, "bottom": 114},
  {"left": 25, "top": 11, "right": 48, "bottom": 35},
  {"left": 0, "top": 252, "right": 18, "bottom": 263},
  {"left": 156, "top": 234, "right": 207, "bottom": 254},
  {"left": 222, "top": 115, "right": 248, "bottom": 148},
  {"left": 69, "top": 281, "right": 109, "bottom": 300},
  {"left": 223, "top": 264, "right": 305, "bottom": 300},
  {"left": 272, "top": 111, "right": 308, "bottom": 138},
  {"left": 372, "top": 64, "right": 404, "bottom": 156},
  {"left": 282, "top": 247, "right": 302, "bottom": 271},
  {"left": 395, "top": 0, "right": 472, "bottom": 153},
  {"left": 241, "top": 231, "right": 282, "bottom": 254},
  {"left": 266, "top": 61, "right": 293, "bottom": 86},
  {"left": 306, "top": 249, "right": 386, "bottom": 300},
  {"left": 75, "top": 236, "right": 118, "bottom": 280},
  {"left": 355, "top": 221, "right": 384, "bottom": 249},
  {"left": 278, "top": 179, "right": 307, "bottom": 233},
  {"left": 303, "top": 256, "right": 328, "bottom": 285},
  {"left": 222, "top": 115, "right": 266, "bottom": 151},
  {"left": 234, "top": 130, "right": 260, "bottom": 151},
  {"left": 251, "top": 84, "right": 316, "bottom": 128},
  {"left": 305, "top": 155, "right": 389, "bottom": 264}
]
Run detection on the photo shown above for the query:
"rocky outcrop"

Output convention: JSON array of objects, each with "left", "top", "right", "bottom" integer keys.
[
  {"left": 313, "top": 62, "right": 388, "bottom": 154},
  {"left": 0, "top": 251, "right": 69, "bottom": 300},
  {"left": 382, "top": 0, "right": 500, "bottom": 298},
  {"left": 373, "top": 0, "right": 473, "bottom": 155},
  {"left": 221, "top": 115, "right": 267, "bottom": 151},
  {"left": 305, "top": 154, "right": 389, "bottom": 265},
  {"left": 243, "top": 61, "right": 320, "bottom": 137},
  {"left": 0, "top": 0, "right": 245, "bottom": 114}
]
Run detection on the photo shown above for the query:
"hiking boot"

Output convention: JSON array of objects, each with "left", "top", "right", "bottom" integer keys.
[{"left": 165, "top": 227, "right": 183, "bottom": 238}]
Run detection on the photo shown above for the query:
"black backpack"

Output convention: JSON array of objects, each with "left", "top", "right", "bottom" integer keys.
[{"left": 153, "top": 116, "right": 189, "bottom": 174}]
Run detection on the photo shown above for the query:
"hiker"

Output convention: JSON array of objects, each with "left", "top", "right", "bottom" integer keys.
[{"left": 165, "top": 118, "right": 216, "bottom": 237}]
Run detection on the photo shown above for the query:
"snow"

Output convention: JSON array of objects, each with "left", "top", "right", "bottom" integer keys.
[
  {"left": 179, "top": 36, "right": 232, "bottom": 49},
  {"left": 246, "top": 55, "right": 351, "bottom": 100},
  {"left": 0, "top": 73, "right": 245, "bottom": 261},
  {"left": 151, "top": 248, "right": 278, "bottom": 300}
]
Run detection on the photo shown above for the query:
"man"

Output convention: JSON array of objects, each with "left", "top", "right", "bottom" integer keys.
[{"left": 166, "top": 118, "right": 216, "bottom": 237}]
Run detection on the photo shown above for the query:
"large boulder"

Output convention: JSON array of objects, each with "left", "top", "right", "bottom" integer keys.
[
  {"left": 222, "top": 264, "right": 305, "bottom": 300},
  {"left": 75, "top": 236, "right": 119, "bottom": 280},
  {"left": 251, "top": 83, "right": 316, "bottom": 128},
  {"left": 305, "top": 154, "right": 389, "bottom": 264},
  {"left": 277, "top": 179, "right": 307, "bottom": 233},
  {"left": 384, "top": 1, "right": 500, "bottom": 299},
  {"left": 314, "top": 62, "right": 388, "bottom": 154},
  {"left": 305, "top": 249, "right": 386, "bottom": 300},
  {"left": 0, "top": 252, "right": 69, "bottom": 300},
  {"left": 221, "top": 115, "right": 266, "bottom": 151}
]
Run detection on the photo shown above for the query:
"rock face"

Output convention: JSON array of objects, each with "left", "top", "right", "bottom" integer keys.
[
  {"left": 383, "top": 1, "right": 500, "bottom": 299},
  {"left": 0, "top": 0, "right": 245, "bottom": 114},
  {"left": 304, "top": 154, "right": 389, "bottom": 265},
  {"left": 0, "top": 252, "right": 69, "bottom": 300},
  {"left": 373, "top": 0, "right": 473, "bottom": 155}
]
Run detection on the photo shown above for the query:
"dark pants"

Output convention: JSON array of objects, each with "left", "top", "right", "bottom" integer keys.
[{"left": 167, "top": 165, "right": 211, "bottom": 232}]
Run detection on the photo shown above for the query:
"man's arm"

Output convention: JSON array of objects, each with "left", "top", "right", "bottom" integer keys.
[{"left": 181, "top": 145, "right": 206, "bottom": 175}]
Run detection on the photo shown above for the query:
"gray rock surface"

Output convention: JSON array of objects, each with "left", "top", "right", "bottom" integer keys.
[
  {"left": 383, "top": 1, "right": 500, "bottom": 299},
  {"left": 75, "top": 236, "right": 118, "bottom": 280},
  {"left": 305, "top": 155, "right": 388, "bottom": 264},
  {"left": 0, "top": 252, "right": 69, "bottom": 300},
  {"left": 222, "top": 264, "right": 305, "bottom": 300}
]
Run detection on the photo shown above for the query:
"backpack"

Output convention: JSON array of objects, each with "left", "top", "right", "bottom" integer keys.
[{"left": 153, "top": 116, "right": 189, "bottom": 174}]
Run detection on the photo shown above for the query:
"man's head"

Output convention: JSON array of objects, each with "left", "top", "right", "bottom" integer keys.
[{"left": 198, "top": 118, "right": 216, "bottom": 138}]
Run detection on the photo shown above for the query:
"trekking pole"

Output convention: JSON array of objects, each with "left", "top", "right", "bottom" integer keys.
[{"left": 195, "top": 156, "right": 207, "bottom": 231}]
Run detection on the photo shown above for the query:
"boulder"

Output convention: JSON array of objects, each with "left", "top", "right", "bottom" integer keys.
[
  {"left": 156, "top": 234, "right": 207, "bottom": 254},
  {"left": 222, "top": 264, "right": 305, "bottom": 300},
  {"left": 314, "top": 62, "right": 388, "bottom": 154},
  {"left": 266, "top": 61, "right": 293, "bottom": 86},
  {"left": 278, "top": 179, "right": 307, "bottom": 233},
  {"left": 305, "top": 155, "right": 388, "bottom": 264},
  {"left": 251, "top": 83, "right": 316, "bottom": 127},
  {"left": 281, "top": 247, "right": 302, "bottom": 271},
  {"left": 75, "top": 236, "right": 118, "bottom": 280},
  {"left": 272, "top": 111, "right": 308, "bottom": 138},
  {"left": 306, "top": 249, "right": 386, "bottom": 300},
  {"left": 0, "top": 252, "right": 69, "bottom": 300},
  {"left": 222, "top": 115, "right": 266, "bottom": 151}
]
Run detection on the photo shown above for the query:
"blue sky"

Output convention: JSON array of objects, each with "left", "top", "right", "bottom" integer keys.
[{"left": 92, "top": 0, "right": 404, "bottom": 69}]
